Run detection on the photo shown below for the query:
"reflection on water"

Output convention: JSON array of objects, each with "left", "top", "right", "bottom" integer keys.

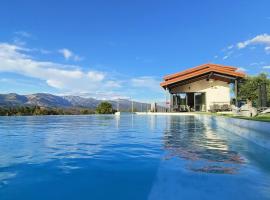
[
  {"left": 0, "top": 115, "right": 270, "bottom": 200},
  {"left": 0, "top": 116, "right": 119, "bottom": 184},
  {"left": 0, "top": 172, "right": 16, "bottom": 188},
  {"left": 163, "top": 116, "right": 245, "bottom": 174}
]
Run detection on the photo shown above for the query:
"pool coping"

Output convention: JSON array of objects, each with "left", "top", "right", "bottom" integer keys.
[{"left": 135, "top": 112, "right": 197, "bottom": 116}]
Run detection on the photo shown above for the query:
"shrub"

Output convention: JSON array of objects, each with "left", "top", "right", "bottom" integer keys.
[{"left": 96, "top": 102, "right": 114, "bottom": 114}]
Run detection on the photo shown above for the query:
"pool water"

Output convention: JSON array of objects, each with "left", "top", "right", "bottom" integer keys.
[{"left": 0, "top": 115, "right": 270, "bottom": 200}]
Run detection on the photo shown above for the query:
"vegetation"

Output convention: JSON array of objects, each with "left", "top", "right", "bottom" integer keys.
[
  {"left": 0, "top": 106, "right": 95, "bottom": 116},
  {"left": 232, "top": 114, "right": 270, "bottom": 122},
  {"left": 95, "top": 102, "right": 115, "bottom": 114},
  {"left": 0, "top": 102, "right": 117, "bottom": 116},
  {"left": 238, "top": 73, "right": 270, "bottom": 106},
  {"left": 197, "top": 112, "right": 270, "bottom": 122},
  {"left": 250, "top": 114, "right": 270, "bottom": 122}
]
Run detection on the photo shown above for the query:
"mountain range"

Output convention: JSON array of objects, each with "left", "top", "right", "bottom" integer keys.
[{"left": 0, "top": 93, "right": 150, "bottom": 111}]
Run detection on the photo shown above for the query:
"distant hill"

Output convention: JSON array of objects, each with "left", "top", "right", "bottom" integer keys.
[
  {"left": 0, "top": 93, "right": 28, "bottom": 106},
  {"left": 0, "top": 93, "right": 150, "bottom": 111},
  {"left": 63, "top": 96, "right": 100, "bottom": 108},
  {"left": 27, "top": 93, "right": 72, "bottom": 107}
]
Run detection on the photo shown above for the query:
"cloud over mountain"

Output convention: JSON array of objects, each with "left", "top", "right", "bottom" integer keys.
[
  {"left": 0, "top": 42, "right": 163, "bottom": 102},
  {"left": 0, "top": 43, "right": 120, "bottom": 94}
]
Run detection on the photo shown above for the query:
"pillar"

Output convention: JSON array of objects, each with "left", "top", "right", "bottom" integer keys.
[{"left": 235, "top": 79, "right": 238, "bottom": 107}]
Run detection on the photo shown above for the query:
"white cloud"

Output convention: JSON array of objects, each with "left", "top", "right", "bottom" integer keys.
[
  {"left": 250, "top": 61, "right": 265, "bottom": 66},
  {"left": 39, "top": 49, "right": 52, "bottom": 54},
  {"left": 237, "top": 34, "right": 270, "bottom": 53},
  {"left": 265, "top": 46, "right": 270, "bottom": 54},
  {"left": 46, "top": 79, "right": 65, "bottom": 89},
  {"left": 0, "top": 42, "right": 164, "bottom": 101},
  {"left": 0, "top": 78, "right": 9, "bottom": 82},
  {"left": 59, "top": 48, "right": 72, "bottom": 60},
  {"left": 104, "top": 80, "right": 121, "bottom": 88},
  {"left": 222, "top": 55, "right": 229, "bottom": 60},
  {"left": 0, "top": 43, "right": 119, "bottom": 93},
  {"left": 222, "top": 50, "right": 233, "bottom": 60},
  {"left": 58, "top": 48, "right": 82, "bottom": 61},
  {"left": 12, "top": 31, "right": 33, "bottom": 46},
  {"left": 14, "top": 31, "right": 32, "bottom": 38},
  {"left": 237, "top": 67, "right": 247, "bottom": 72},
  {"left": 227, "top": 45, "right": 234, "bottom": 50},
  {"left": 87, "top": 71, "right": 105, "bottom": 81},
  {"left": 131, "top": 76, "right": 161, "bottom": 92},
  {"left": 58, "top": 91, "right": 129, "bottom": 100},
  {"left": 13, "top": 37, "right": 26, "bottom": 46},
  {"left": 263, "top": 65, "right": 270, "bottom": 69}
]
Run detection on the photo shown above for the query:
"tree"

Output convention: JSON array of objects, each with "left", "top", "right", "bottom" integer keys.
[
  {"left": 96, "top": 102, "right": 114, "bottom": 114},
  {"left": 238, "top": 73, "right": 270, "bottom": 107},
  {"left": 80, "top": 109, "right": 94, "bottom": 115}
]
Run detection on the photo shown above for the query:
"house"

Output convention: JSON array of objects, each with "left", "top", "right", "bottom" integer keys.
[{"left": 160, "top": 63, "right": 246, "bottom": 112}]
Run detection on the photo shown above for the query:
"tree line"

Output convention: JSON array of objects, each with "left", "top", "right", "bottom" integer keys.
[
  {"left": 238, "top": 72, "right": 270, "bottom": 107},
  {"left": 0, "top": 102, "right": 115, "bottom": 116}
]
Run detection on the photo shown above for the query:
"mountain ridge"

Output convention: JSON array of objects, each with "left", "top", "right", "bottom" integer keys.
[{"left": 0, "top": 93, "right": 150, "bottom": 111}]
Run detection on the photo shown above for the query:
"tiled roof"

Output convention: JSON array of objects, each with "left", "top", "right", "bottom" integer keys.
[{"left": 160, "top": 63, "right": 246, "bottom": 88}]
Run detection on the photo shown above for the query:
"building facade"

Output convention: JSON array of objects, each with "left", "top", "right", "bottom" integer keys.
[{"left": 160, "top": 64, "right": 246, "bottom": 112}]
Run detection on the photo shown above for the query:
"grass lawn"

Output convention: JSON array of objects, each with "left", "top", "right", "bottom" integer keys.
[
  {"left": 233, "top": 114, "right": 270, "bottom": 122},
  {"left": 197, "top": 112, "right": 270, "bottom": 122}
]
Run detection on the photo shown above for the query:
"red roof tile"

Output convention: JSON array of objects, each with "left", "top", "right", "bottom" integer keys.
[{"left": 160, "top": 63, "right": 246, "bottom": 88}]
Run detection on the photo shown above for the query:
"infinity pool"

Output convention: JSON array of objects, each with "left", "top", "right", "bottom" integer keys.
[{"left": 0, "top": 115, "right": 270, "bottom": 200}]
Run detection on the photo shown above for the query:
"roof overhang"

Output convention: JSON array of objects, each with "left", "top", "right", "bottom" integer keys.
[{"left": 160, "top": 63, "right": 246, "bottom": 89}]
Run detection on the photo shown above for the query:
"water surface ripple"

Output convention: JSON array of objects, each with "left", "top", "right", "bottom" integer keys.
[{"left": 0, "top": 115, "right": 270, "bottom": 200}]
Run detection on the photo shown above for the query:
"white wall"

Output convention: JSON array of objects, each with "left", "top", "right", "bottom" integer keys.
[{"left": 170, "top": 79, "right": 231, "bottom": 111}]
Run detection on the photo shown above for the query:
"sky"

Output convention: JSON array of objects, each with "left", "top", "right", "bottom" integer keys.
[{"left": 0, "top": 0, "right": 270, "bottom": 102}]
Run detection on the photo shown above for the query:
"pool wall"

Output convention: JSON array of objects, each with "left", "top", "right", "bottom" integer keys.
[
  {"left": 197, "top": 115, "right": 270, "bottom": 150},
  {"left": 136, "top": 112, "right": 270, "bottom": 150}
]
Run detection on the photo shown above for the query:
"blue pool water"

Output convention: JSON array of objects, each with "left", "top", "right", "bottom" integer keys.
[{"left": 0, "top": 115, "right": 270, "bottom": 200}]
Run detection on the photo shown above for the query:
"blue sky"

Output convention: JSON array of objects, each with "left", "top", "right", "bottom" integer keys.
[{"left": 0, "top": 0, "right": 270, "bottom": 102}]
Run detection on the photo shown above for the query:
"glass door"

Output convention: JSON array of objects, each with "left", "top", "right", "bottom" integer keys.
[{"left": 194, "top": 93, "right": 206, "bottom": 111}]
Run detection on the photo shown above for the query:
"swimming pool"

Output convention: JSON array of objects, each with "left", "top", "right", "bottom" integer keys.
[{"left": 0, "top": 115, "right": 269, "bottom": 200}]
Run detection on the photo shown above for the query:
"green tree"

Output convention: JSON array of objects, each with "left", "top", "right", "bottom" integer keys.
[
  {"left": 80, "top": 109, "right": 94, "bottom": 115},
  {"left": 96, "top": 102, "right": 114, "bottom": 114},
  {"left": 238, "top": 73, "right": 270, "bottom": 106}
]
